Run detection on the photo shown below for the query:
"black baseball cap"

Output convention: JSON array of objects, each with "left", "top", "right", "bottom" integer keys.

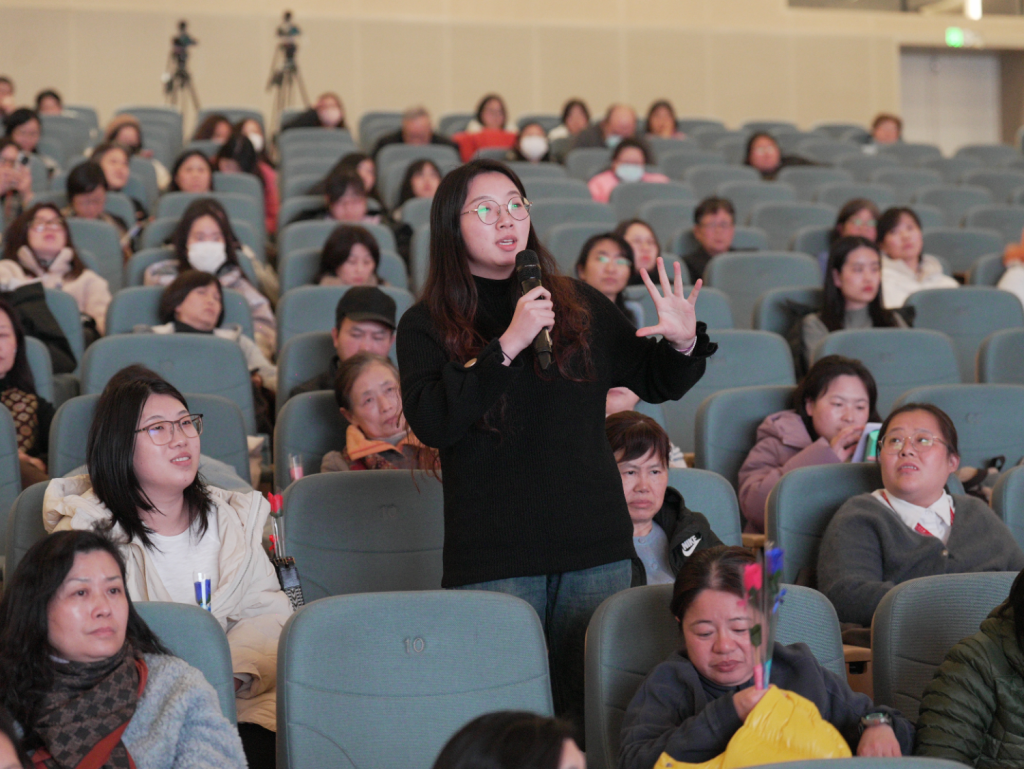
[{"left": 334, "top": 286, "right": 396, "bottom": 330}]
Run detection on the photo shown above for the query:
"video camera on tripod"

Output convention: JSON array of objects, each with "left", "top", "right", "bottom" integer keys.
[{"left": 171, "top": 20, "right": 197, "bottom": 72}]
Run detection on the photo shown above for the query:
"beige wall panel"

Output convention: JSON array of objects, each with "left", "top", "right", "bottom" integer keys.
[
  {"left": 705, "top": 32, "right": 795, "bottom": 127},
  {"left": 352, "top": 0, "right": 441, "bottom": 18},
  {"left": 869, "top": 36, "right": 901, "bottom": 116},
  {"left": 535, "top": 27, "right": 621, "bottom": 115},
  {"left": 448, "top": 24, "right": 534, "bottom": 118},
  {"left": 791, "top": 36, "right": 874, "bottom": 126},
  {"left": 624, "top": 30, "right": 711, "bottom": 119},
  {"left": 356, "top": 20, "right": 448, "bottom": 112},
  {"left": 284, "top": 17, "right": 356, "bottom": 110},
  {"left": 629, "top": 0, "right": 706, "bottom": 28},
  {"left": 0, "top": 8, "right": 72, "bottom": 101}
]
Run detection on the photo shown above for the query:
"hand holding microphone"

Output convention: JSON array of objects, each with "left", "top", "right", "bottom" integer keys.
[{"left": 498, "top": 250, "right": 554, "bottom": 368}]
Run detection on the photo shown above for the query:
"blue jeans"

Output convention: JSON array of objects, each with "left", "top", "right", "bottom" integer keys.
[{"left": 453, "top": 559, "right": 632, "bottom": 746}]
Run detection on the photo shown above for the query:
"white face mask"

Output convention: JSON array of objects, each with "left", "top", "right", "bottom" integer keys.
[
  {"left": 519, "top": 135, "right": 549, "bottom": 162},
  {"left": 615, "top": 163, "right": 645, "bottom": 183},
  {"left": 318, "top": 107, "right": 343, "bottom": 127},
  {"left": 606, "top": 135, "right": 622, "bottom": 149},
  {"left": 188, "top": 241, "right": 227, "bottom": 274},
  {"left": 245, "top": 132, "right": 264, "bottom": 153}
]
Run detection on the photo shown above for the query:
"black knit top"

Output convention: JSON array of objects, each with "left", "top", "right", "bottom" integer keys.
[{"left": 396, "top": 275, "right": 716, "bottom": 587}]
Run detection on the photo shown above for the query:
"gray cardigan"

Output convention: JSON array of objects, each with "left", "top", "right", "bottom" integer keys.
[
  {"left": 123, "top": 654, "right": 247, "bottom": 769},
  {"left": 817, "top": 493, "right": 1024, "bottom": 627}
]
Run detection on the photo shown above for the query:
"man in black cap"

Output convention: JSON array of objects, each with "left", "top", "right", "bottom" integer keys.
[{"left": 288, "top": 286, "right": 397, "bottom": 399}]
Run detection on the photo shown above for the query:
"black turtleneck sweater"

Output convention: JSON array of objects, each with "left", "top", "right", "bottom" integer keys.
[{"left": 397, "top": 276, "right": 716, "bottom": 587}]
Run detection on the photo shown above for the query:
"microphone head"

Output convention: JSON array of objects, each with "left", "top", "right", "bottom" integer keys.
[{"left": 515, "top": 249, "right": 542, "bottom": 281}]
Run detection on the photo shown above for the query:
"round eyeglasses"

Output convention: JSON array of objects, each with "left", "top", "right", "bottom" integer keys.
[
  {"left": 136, "top": 414, "right": 204, "bottom": 446},
  {"left": 878, "top": 431, "right": 947, "bottom": 454},
  {"left": 461, "top": 196, "right": 531, "bottom": 225}
]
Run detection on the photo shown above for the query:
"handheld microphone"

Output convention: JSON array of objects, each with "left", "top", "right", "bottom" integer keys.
[{"left": 515, "top": 249, "right": 553, "bottom": 370}]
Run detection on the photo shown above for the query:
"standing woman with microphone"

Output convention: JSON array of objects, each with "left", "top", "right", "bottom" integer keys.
[{"left": 397, "top": 159, "right": 715, "bottom": 739}]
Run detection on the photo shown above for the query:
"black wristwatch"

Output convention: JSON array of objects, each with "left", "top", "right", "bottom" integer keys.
[{"left": 860, "top": 711, "right": 893, "bottom": 733}]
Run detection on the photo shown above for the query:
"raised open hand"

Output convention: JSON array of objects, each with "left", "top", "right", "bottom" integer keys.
[{"left": 635, "top": 257, "right": 701, "bottom": 349}]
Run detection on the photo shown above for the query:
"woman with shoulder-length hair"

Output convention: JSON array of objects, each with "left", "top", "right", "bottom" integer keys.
[
  {"left": 432, "top": 711, "right": 582, "bottom": 769},
  {"left": 41, "top": 365, "right": 292, "bottom": 768},
  {"left": 396, "top": 158, "right": 715, "bottom": 737},
  {"left": 0, "top": 529, "right": 247, "bottom": 768}
]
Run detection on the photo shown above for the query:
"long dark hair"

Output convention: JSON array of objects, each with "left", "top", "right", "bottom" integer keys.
[
  {"left": 1, "top": 203, "right": 86, "bottom": 281},
  {"left": 168, "top": 149, "right": 214, "bottom": 193},
  {"left": 575, "top": 232, "right": 636, "bottom": 325},
  {"left": 158, "top": 270, "right": 225, "bottom": 326},
  {"left": 671, "top": 546, "right": 755, "bottom": 630},
  {"left": 397, "top": 159, "right": 442, "bottom": 209},
  {"left": 743, "top": 132, "right": 780, "bottom": 170},
  {"left": 1001, "top": 566, "right": 1024, "bottom": 651},
  {"left": 474, "top": 94, "right": 507, "bottom": 128},
  {"left": 0, "top": 297, "right": 37, "bottom": 394},
  {"left": 830, "top": 198, "right": 880, "bottom": 246},
  {"left": 213, "top": 129, "right": 262, "bottom": 188},
  {"left": 317, "top": 225, "right": 380, "bottom": 284},
  {"left": 821, "top": 236, "right": 900, "bottom": 332},
  {"left": 422, "top": 159, "right": 594, "bottom": 381},
  {"left": 0, "top": 703, "right": 31, "bottom": 768},
  {"left": 86, "top": 365, "right": 213, "bottom": 548},
  {"left": 792, "top": 354, "right": 880, "bottom": 440},
  {"left": 170, "top": 198, "right": 242, "bottom": 271},
  {"left": 876, "top": 207, "right": 923, "bottom": 263},
  {"left": 0, "top": 531, "right": 170, "bottom": 739},
  {"left": 192, "top": 113, "right": 232, "bottom": 142},
  {"left": 432, "top": 711, "right": 575, "bottom": 769}
]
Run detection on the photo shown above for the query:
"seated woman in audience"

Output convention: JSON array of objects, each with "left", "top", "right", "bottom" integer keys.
[
  {"left": 916, "top": 566, "right": 1024, "bottom": 765},
  {"left": 818, "top": 198, "right": 880, "bottom": 274},
  {"left": 607, "top": 410, "right": 720, "bottom": 587},
  {"left": 0, "top": 297, "right": 53, "bottom": 487},
  {"left": 192, "top": 112, "right": 233, "bottom": 144},
  {"left": 0, "top": 203, "right": 111, "bottom": 336},
  {"left": 877, "top": 207, "right": 958, "bottom": 308},
  {"left": 432, "top": 711, "right": 583, "bottom": 769},
  {"left": 614, "top": 218, "right": 661, "bottom": 283},
  {"left": 744, "top": 132, "right": 812, "bottom": 181},
  {"left": 214, "top": 130, "right": 279, "bottom": 237},
  {"left": 395, "top": 159, "right": 442, "bottom": 213},
  {"left": 4, "top": 109, "right": 58, "bottom": 176},
  {"left": 312, "top": 152, "right": 385, "bottom": 217},
  {"left": 42, "top": 367, "right": 292, "bottom": 765},
  {"left": 505, "top": 122, "right": 551, "bottom": 164},
  {"left": 0, "top": 530, "right": 248, "bottom": 769},
  {"left": 237, "top": 118, "right": 275, "bottom": 170},
  {"left": 143, "top": 198, "right": 276, "bottom": 357},
  {"left": 35, "top": 89, "right": 62, "bottom": 116},
  {"left": 645, "top": 100, "right": 686, "bottom": 140},
  {"left": 620, "top": 545, "right": 915, "bottom": 769},
  {"left": 454, "top": 94, "right": 517, "bottom": 161},
  {"left": 63, "top": 161, "right": 131, "bottom": 260},
  {"left": 103, "top": 114, "right": 170, "bottom": 190},
  {"left": 588, "top": 138, "right": 669, "bottom": 204},
  {"left": 606, "top": 389, "right": 687, "bottom": 469},
  {"left": 282, "top": 92, "right": 347, "bottom": 130},
  {"left": 322, "top": 170, "right": 380, "bottom": 225},
  {"left": 800, "top": 237, "right": 906, "bottom": 369},
  {"left": 136, "top": 270, "right": 277, "bottom": 393},
  {"left": 575, "top": 232, "right": 638, "bottom": 325},
  {"left": 320, "top": 352, "right": 437, "bottom": 473},
  {"left": 316, "top": 224, "right": 385, "bottom": 288},
  {"left": 548, "top": 98, "right": 590, "bottom": 142},
  {"left": 817, "top": 403, "right": 1024, "bottom": 628},
  {"left": 738, "top": 355, "right": 879, "bottom": 534},
  {"left": 871, "top": 113, "right": 902, "bottom": 145},
  {"left": 90, "top": 142, "right": 147, "bottom": 221},
  {"left": 168, "top": 148, "right": 214, "bottom": 194},
  {"left": 0, "top": 137, "right": 34, "bottom": 225}
]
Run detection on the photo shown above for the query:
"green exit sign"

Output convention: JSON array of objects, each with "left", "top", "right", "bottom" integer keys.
[{"left": 946, "top": 27, "right": 965, "bottom": 47}]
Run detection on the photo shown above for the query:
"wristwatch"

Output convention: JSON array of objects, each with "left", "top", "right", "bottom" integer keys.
[{"left": 860, "top": 711, "right": 893, "bottom": 733}]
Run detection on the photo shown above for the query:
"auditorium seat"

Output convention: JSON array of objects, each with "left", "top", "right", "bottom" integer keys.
[
  {"left": 437, "top": 112, "right": 472, "bottom": 137},
  {"left": 962, "top": 168, "right": 1024, "bottom": 203},
  {"left": 277, "top": 590, "right": 552, "bottom": 768},
  {"left": 993, "top": 465, "right": 1024, "bottom": 547},
  {"left": 66, "top": 218, "right": 124, "bottom": 292},
  {"left": 157, "top": 191, "right": 265, "bottom": 244},
  {"left": 608, "top": 181, "right": 695, "bottom": 221},
  {"left": 277, "top": 195, "right": 327, "bottom": 232},
  {"left": 694, "top": 384, "right": 794, "bottom": 488},
  {"left": 396, "top": 197, "right": 432, "bottom": 231},
  {"left": 565, "top": 147, "right": 613, "bottom": 182},
  {"left": 410, "top": 224, "right": 430, "bottom": 294},
  {"left": 814, "top": 181, "right": 895, "bottom": 211},
  {"left": 776, "top": 166, "right": 853, "bottom": 202},
  {"left": 791, "top": 225, "right": 830, "bottom": 259},
  {"left": 968, "top": 252, "right": 1006, "bottom": 286},
  {"left": 913, "top": 184, "right": 993, "bottom": 227},
  {"left": 837, "top": 154, "right": 901, "bottom": 183},
  {"left": 955, "top": 143, "right": 1022, "bottom": 168},
  {"left": 672, "top": 226, "right": 767, "bottom": 261},
  {"left": 357, "top": 112, "right": 402, "bottom": 152},
  {"left": 661, "top": 330, "right": 795, "bottom": 453},
  {"left": 584, "top": 582, "right": 844, "bottom": 769},
  {"left": 658, "top": 150, "right": 726, "bottom": 182},
  {"left": 748, "top": 201, "right": 836, "bottom": 251},
  {"left": 528, "top": 199, "right": 616, "bottom": 241},
  {"left": 544, "top": 222, "right": 612, "bottom": 275},
  {"left": 105, "top": 285, "right": 254, "bottom": 339},
  {"left": 213, "top": 171, "right": 265, "bottom": 210},
  {"left": 684, "top": 164, "right": 758, "bottom": 200},
  {"left": 273, "top": 390, "right": 346, "bottom": 485},
  {"left": 977, "top": 327, "right": 1024, "bottom": 384},
  {"left": 812, "top": 328, "right": 960, "bottom": 415},
  {"left": 274, "top": 334, "right": 336, "bottom": 419},
  {"left": 793, "top": 138, "right": 861, "bottom": 165},
  {"left": 142, "top": 215, "right": 266, "bottom": 264},
  {"left": 524, "top": 178, "right": 591, "bottom": 201},
  {"left": 277, "top": 246, "right": 408, "bottom": 292},
  {"left": 904, "top": 287, "right": 1024, "bottom": 381},
  {"left": 276, "top": 284, "right": 414, "bottom": 351},
  {"left": 963, "top": 204, "right": 1024, "bottom": 247},
  {"left": 622, "top": 284, "right": 732, "bottom": 331},
  {"left": 515, "top": 114, "right": 561, "bottom": 132},
  {"left": 704, "top": 251, "right": 820, "bottom": 329},
  {"left": 506, "top": 161, "right": 567, "bottom": 180},
  {"left": 4, "top": 481, "right": 47, "bottom": 579},
  {"left": 920, "top": 155, "right": 983, "bottom": 183},
  {"left": 870, "top": 168, "right": 941, "bottom": 207},
  {"left": 873, "top": 571, "right": 1017, "bottom": 724},
  {"left": 752, "top": 286, "right": 824, "bottom": 337},
  {"left": 715, "top": 180, "right": 796, "bottom": 226},
  {"left": 278, "top": 219, "right": 397, "bottom": 257},
  {"left": 126, "top": 242, "right": 261, "bottom": 289},
  {"left": 877, "top": 141, "right": 943, "bottom": 166},
  {"left": 921, "top": 227, "right": 1003, "bottom": 276},
  {"left": 638, "top": 200, "right": 697, "bottom": 251}
]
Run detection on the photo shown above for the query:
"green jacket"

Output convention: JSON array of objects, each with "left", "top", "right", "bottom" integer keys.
[{"left": 916, "top": 604, "right": 1024, "bottom": 767}]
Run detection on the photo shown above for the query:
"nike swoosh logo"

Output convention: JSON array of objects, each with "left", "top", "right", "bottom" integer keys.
[{"left": 681, "top": 534, "right": 701, "bottom": 558}]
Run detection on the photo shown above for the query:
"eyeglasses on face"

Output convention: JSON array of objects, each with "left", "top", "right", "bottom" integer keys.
[
  {"left": 461, "top": 196, "right": 531, "bottom": 225},
  {"left": 136, "top": 414, "right": 204, "bottom": 445},
  {"left": 878, "top": 431, "right": 947, "bottom": 454},
  {"left": 29, "top": 219, "right": 63, "bottom": 233}
]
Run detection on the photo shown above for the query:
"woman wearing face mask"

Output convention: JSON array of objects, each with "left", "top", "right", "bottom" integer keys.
[
  {"left": 103, "top": 115, "right": 171, "bottom": 191},
  {"left": 505, "top": 122, "right": 551, "bottom": 164},
  {"left": 587, "top": 138, "right": 668, "bottom": 204},
  {"left": 877, "top": 207, "right": 958, "bottom": 309},
  {"left": 214, "top": 129, "right": 279, "bottom": 237},
  {"left": 0, "top": 203, "right": 112, "bottom": 336},
  {"left": 237, "top": 118, "right": 275, "bottom": 170},
  {"left": 282, "top": 92, "right": 347, "bottom": 131},
  {"left": 320, "top": 352, "right": 437, "bottom": 473},
  {"left": 143, "top": 198, "right": 277, "bottom": 358}
]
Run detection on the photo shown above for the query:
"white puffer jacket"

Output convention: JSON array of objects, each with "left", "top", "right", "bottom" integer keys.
[{"left": 42, "top": 476, "right": 292, "bottom": 732}]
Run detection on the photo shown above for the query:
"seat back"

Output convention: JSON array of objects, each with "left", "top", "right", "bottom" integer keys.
[
  {"left": 870, "top": 168, "right": 942, "bottom": 206},
  {"left": 993, "top": 465, "right": 1024, "bottom": 548},
  {"left": 903, "top": 287, "right": 1024, "bottom": 382},
  {"left": 776, "top": 166, "right": 853, "bottom": 202},
  {"left": 544, "top": 222, "right": 612, "bottom": 275},
  {"left": 964, "top": 204, "right": 1024, "bottom": 247},
  {"left": 814, "top": 181, "right": 895, "bottom": 211},
  {"left": 608, "top": 181, "right": 695, "bottom": 221},
  {"left": 66, "top": 218, "right": 124, "bottom": 292},
  {"left": 658, "top": 150, "right": 726, "bottom": 182},
  {"left": 637, "top": 200, "right": 698, "bottom": 251},
  {"left": 877, "top": 142, "right": 943, "bottom": 166},
  {"left": 564, "top": 147, "right": 612, "bottom": 181},
  {"left": 662, "top": 331, "right": 795, "bottom": 453},
  {"left": 278, "top": 246, "right": 407, "bottom": 293},
  {"left": 667, "top": 468, "right": 742, "bottom": 546},
  {"left": 524, "top": 178, "right": 591, "bottom": 201},
  {"left": 684, "top": 164, "right": 759, "bottom": 199},
  {"left": 873, "top": 571, "right": 1017, "bottom": 724},
  {"left": 914, "top": 184, "right": 993, "bottom": 227},
  {"left": 892, "top": 384, "right": 1024, "bottom": 469},
  {"left": 105, "top": 285, "right": 254, "bottom": 340},
  {"left": 80, "top": 335, "right": 257, "bottom": 434},
  {"left": 753, "top": 286, "right": 824, "bottom": 336},
  {"left": 213, "top": 171, "right": 265, "bottom": 208},
  {"left": 704, "top": 251, "right": 820, "bottom": 329},
  {"left": 134, "top": 602, "right": 238, "bottom": 723},
  {"left": 276, "top": 285, "right": 412, "bottom": 352},
  {"left": 0, "top": 407, "right": 20, "bottom": 556},
  {"left": 812, "top": 329, "right": 961, "bottom": 415},
  {"left": 748, "top": 201, "right": 837, "bottom": 251},
  {"left": 978, "top": 327, "right": 1024, "bottom": 384},
  {"left": 24, "top": 337, "right": 55, "bottom": 404},
  {"left": 506, "top": 161, "right": 567, "bottom": 180},
  {"left": 921, "top": 227, "right": 1003, "bottom": 276},
  {"left": 715, "top": 180, "right": 796, "bottom": 227},
  {"left": 837, "top": 154, "right": 900, "bottom": 182},
  {"left": 49, "top": 393, "right": 250, "bottom": 482},
  {"left": 694, "top": 385, "right": 795, "bottom": 488},
  {"left": 282, "top": 470, "right": 444, "bottom": 600},
  {"left": 583, "top": 583, "right": 844, "bottom": 769},
  {"left": 277, "top": 591, "right": 553, "bottom": 769},
  {"left": 273, "top": 390, "right": 347, "bottom": 489},
  {"left": 528, "top": 199, "right": 616, "bottom": 241},
  {"left": 156, "top": 191, "right": 264, "bottom": 242},
  {"left": 969, "top": 252, "right": 1006, "bottom": 287},
  {"left": 396, "top": 197, "right": 433, "bottom": 230},
  {"left": 42, "top": 288, "right": 86, "bottom": 365},
  {"left": 622, "top": 285, "right": 732, "bottom": 331},
  {"left": 278, "top": 219, "right": 397, "bottom": 257},
  {"left": 962, "top": 168, "right": 1024, "bottom": 203}
]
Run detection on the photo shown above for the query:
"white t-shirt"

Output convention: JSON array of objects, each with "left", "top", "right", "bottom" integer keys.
[{"left": 147, "top": 509, "right": 222, "bottom": 605}]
